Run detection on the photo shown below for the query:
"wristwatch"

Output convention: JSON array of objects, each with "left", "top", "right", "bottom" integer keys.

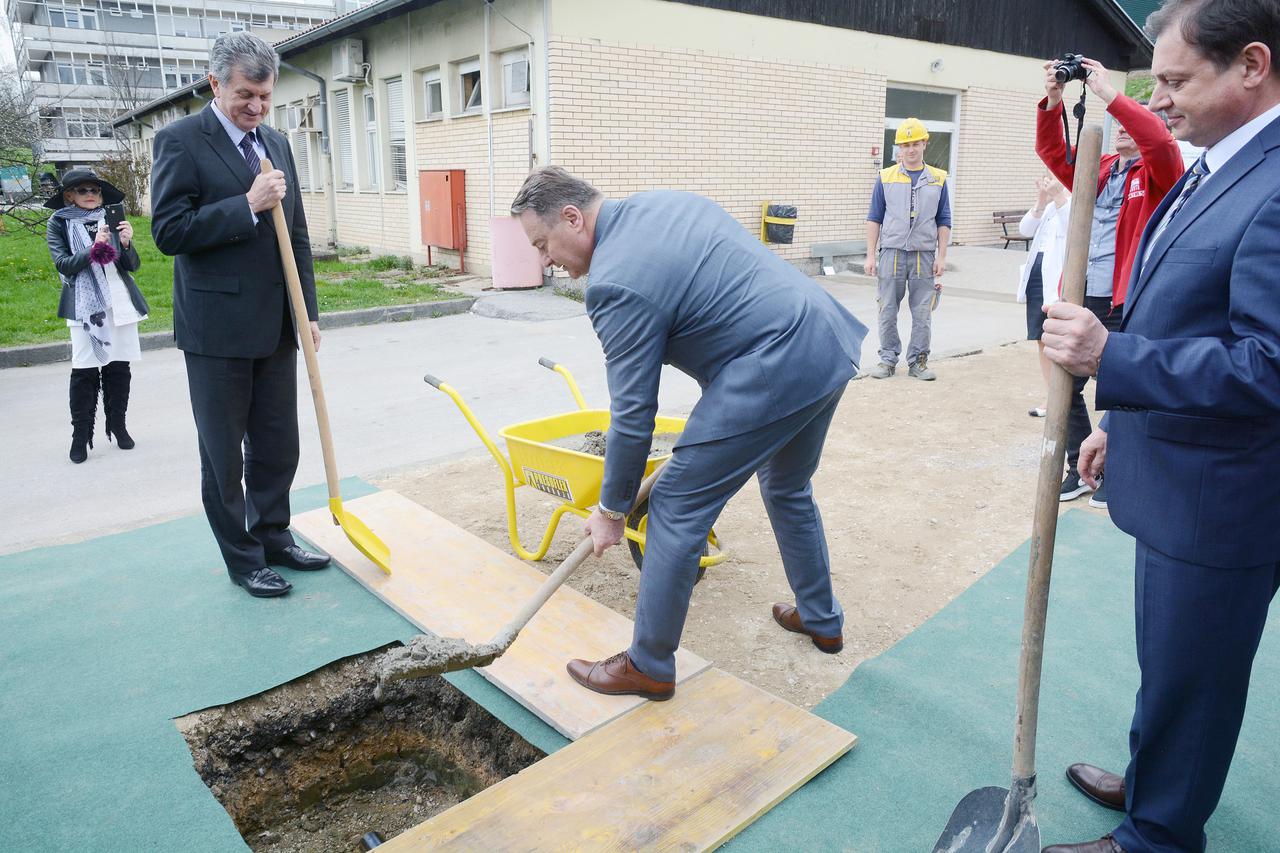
[{"left": 598, "top": 506, "right": 625, "bottom": 521}]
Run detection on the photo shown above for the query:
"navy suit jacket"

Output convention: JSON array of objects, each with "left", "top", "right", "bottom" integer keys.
[
  {"left": 586, "top": 191, "right": 868, "bottom": 511},
  {"left": 1097, "top": 114, "right": 1280, "bottom": 568},
  {"left": 150, "top": 105, "right": 317, "bottom": 359}
]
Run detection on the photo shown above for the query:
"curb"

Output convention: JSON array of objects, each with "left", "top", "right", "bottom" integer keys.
[{"left": 0, "top": 297, "right": 476, "bottom": 369}]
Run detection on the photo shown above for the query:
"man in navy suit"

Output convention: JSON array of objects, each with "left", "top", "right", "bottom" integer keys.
[
  {"left": 151, "top": 33, "right": 331, "bottom": 598},
  {"left": 512, "top": 167, "right": 867, "bottom": 700},
  {"left": 1041, "top": 1, "right": 1280, "bottom": 850}
]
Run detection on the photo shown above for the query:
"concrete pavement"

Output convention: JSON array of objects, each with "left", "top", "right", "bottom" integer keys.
[{"left": 0, "top": 251, "right": 1026, "bottom": 556}]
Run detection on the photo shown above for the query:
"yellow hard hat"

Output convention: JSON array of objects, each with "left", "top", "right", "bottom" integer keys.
[{"left": 895, "top": 118, "right": 929, "bottom": 145}]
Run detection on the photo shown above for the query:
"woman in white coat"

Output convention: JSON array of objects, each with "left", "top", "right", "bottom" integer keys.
[{"left": 1018, "top": 175, "right": 1069, "bottom": 417}]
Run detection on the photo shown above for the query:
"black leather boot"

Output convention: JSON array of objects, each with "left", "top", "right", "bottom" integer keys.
[
  {"left": 69, "top": 367, "right": 100, "bottom": 464},
  {"left": 101, "top": 361, "right": 135, "bottom": 450}
]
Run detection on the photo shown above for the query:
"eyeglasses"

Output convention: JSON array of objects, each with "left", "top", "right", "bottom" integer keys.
[{"left": 72, "top": 186, "right": 102, "bottom": 195}]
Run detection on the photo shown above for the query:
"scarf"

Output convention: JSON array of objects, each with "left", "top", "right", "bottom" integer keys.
[{"left": 52, "top": 206, "right": 118, "bottom": 363}]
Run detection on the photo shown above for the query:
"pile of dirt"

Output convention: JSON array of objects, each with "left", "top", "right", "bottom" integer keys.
[
  {"left": 176, "top": 646, "right": 542, "bottom": 851},
  {"left": 548, "top": 430, "right": 680, "bottom": 457}
]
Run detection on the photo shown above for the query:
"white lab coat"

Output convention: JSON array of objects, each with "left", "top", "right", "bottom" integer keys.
[{"left": 1017, "top": 199, "right": 1070, "bottom": 306}]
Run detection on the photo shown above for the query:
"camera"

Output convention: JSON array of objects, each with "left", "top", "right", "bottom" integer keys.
[{"left": 1054, "top": 53, "right": 1088, "bottom": 84}]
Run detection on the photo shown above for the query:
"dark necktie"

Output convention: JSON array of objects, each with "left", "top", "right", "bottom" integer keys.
[
  {"left": 239, "top": 131, "right": 261, "bottom": 179},
  {"left": 1165, "top": 155, "right": 1208, "bottom": 225}
]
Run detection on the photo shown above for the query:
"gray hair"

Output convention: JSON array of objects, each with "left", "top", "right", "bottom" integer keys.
[
  {"left": 1147, "top": 0, "right": 1280, "bottom": 75},
  {"left": 210, "top": 32, "right": 279, "bottom": 86},
  {"left": 510, "top": 166, "right": 602, "bottom": 221}
]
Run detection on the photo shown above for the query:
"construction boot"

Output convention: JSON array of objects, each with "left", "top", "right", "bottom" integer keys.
[
  {"left": 69, "top": 367, "right": 100, "bottom": 464},
  {"left": 101, "top": 360, "right": 135, "bottom": 450},
  {"left": 868, "top": 362, "right": 895, "bottom": 379},
  {"left": 908, "top": 354, "right": 936, "bottom": 381}
]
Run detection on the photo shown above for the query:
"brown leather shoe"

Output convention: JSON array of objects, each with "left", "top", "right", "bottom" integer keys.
[
  {"left": 1042, "top": 834, "right": 1126, "bottom": 853},
  {"left": 1066, "top": 763, "right": 1126, "bottom": 811},
  {"left": 771, "top": 603, "right": 843, "bottom": 653},
  {"left": 566, "top": 651, "right": 675, "bottom": 701}
]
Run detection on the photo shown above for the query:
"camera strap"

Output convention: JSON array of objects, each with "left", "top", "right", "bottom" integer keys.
[{"left": 1062, "top": 85, "right": 1088, "bottom": 166}]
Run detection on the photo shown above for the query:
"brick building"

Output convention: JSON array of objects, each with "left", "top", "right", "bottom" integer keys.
[{"left": 113, "top": 0, "right": 1153, "bottom": 275}]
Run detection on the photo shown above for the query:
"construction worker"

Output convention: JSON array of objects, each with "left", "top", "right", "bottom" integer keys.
[{"left": 864, "top": 117, "right": 951, "bottom": 381}]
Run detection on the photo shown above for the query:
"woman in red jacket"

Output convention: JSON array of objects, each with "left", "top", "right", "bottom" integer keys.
[{"left": 1035, "top": 56, "right": 1184, "bottom": 508}]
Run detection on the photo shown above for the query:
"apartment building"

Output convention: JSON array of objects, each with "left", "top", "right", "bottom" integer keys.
[
  {"left": 114, "top": 0, "right": 1153, "bottom": 275},
  {"left": 5, "top": 0, "right": 344, "bottom": 168}
]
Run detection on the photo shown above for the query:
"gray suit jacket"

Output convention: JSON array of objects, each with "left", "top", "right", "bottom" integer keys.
[
  {"left": 587, "top": 191, "right": 867, "bottom": 510},
  {"left": 150, "top": 105, "right": 316, "bottom": 358}
]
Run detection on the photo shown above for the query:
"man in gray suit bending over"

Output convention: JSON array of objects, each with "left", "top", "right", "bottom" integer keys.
[{"left": 513, "top": 167, "right": 868, "bottom": 700}]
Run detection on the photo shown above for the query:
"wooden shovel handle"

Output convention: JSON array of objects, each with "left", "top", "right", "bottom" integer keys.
[
  {"left": 489, "top": 464, "right": 667, "bottom": 649},
  {"left": 1011, "top": 126, "right": 1103, "bottom": 779},
  {"left": 261, "top": 159, "right": 342, "bottom": 506}
]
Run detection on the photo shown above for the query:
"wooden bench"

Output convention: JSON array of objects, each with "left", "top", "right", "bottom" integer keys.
[
  {"left": 810, "top": 239, "right": 868, "bottom": 274},
  {"left": 993, "top": 210, "right": 1032, "bottom": 251}
]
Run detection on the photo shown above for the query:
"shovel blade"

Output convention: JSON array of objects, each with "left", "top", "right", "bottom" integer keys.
[
  {"left": 933, "top": 786, "right": 1040, "bottom": 853},
  {"left": 330, "top": 498, "right": 393, "bottom": 575}
]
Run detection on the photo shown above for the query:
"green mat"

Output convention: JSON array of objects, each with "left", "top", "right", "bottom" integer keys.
[
  {"left": 6, "top": 499, "right": 1272, "bottom": 851},
  {"left": 731, "top": 510, "right": 1279, "bottom": 851},
  {"left": 0, "top": 479, "right": 563, "bottom": 852}
]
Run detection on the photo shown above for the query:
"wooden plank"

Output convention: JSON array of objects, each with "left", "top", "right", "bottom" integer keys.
[
  {"left": 379, "top": 668, "right": 857, "bottom": 852},
  {"left": 292, "top": 490, "right": 710, "bottom": 740}
]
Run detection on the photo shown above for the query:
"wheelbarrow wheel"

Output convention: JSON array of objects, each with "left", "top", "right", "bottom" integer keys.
[{"left": 626, "top": 498, "right": 708, "bottom": 584}]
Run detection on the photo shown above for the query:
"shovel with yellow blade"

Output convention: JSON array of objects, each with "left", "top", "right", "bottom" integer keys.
[{"left": 262, "top": 158, "right": 391, "bottom": 575}]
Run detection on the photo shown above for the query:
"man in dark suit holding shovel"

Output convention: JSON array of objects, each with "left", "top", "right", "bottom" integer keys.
[
  {"left": 1042, "top": 1, "right": 1280, "bottom": 849},
  {"left": 151, "top": 32, "right": 330, "bottom": 598}
]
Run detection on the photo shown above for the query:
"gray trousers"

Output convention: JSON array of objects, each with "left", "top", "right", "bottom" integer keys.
[
  {"left": 628, "top": 389, "right": 845, "bottom": 682},
  {"left": 876, "top": 248, "right": 935, "bottom": 365}
]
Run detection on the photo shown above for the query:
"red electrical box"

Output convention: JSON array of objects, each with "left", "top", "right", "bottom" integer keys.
[{"left": 419, "top": 169, "right": 466, "bottom": 270}]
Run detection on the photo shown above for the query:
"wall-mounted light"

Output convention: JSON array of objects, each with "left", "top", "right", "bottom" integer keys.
[{"left": 930, "top": 59, "right": 944, "bottom": 73}]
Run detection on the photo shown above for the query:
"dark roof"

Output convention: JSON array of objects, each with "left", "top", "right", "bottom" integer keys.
[{"left": 1117, "top": 0, "right": 1162, "bottom": 30}]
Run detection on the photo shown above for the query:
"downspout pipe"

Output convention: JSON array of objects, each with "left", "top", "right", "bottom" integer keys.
[
  {"left": 483, "top": 0, "right": 494, "bottom": 219},
  {"left": 281, "top": 59, "right": 338, "bottom": 249}
]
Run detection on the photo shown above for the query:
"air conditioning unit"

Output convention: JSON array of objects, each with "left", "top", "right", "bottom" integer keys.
[{"left": 332, "top": 39, "right": 365, "bottom": 83}]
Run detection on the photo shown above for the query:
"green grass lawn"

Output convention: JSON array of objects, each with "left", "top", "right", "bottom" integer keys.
[{"left": 0, "top": 213, "right": 463, "bottom": 348}]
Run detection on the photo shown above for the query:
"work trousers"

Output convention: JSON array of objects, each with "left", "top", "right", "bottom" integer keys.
[
  {"left": 628, "top": 388, "right": 846, "bottom": 682},
  {"left": 1066, "top": 296, "right": 1124, "bottom": 471},
  {"left": 184, "top": 339, "right": 300, "bottom": 574},
  {"left": 1113, "top": 542, "right": 1280, "bottom": 852},
  {"left": 876, "top": 248, "right": 935, "bottom": 365}
]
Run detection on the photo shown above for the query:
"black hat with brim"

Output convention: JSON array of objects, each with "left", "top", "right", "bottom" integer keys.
[{"left": 44, "top": 168, "right": 126, "bottom": 209}]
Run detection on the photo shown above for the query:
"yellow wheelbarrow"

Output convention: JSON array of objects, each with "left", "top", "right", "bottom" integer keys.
[{"left": 424, "top": 357, "right": 726, "bottom": 581}]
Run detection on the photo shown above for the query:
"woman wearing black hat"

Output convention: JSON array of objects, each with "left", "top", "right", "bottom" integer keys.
[{"left": 45, "top": 168, "right": 149, "bottom": 463}]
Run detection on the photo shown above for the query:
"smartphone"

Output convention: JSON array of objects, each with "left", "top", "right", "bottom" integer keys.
[{"left": 104, "top": 202, "right": 126, "bottom": 232}]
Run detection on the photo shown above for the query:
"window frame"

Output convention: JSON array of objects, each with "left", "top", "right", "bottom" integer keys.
[
  {"left": 456, "top": 57, "right": 482, "bottom": 115},
  {"left": 498, "top": 47, "right": 530, "bottom": 109},
  {"left": 363, "top": 88, "right": 379, "bottom": 190},
  {"left": 422, "top": 67, "right": 443, "bottom": 120}
]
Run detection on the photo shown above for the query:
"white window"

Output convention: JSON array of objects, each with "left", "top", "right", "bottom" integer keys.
[
  {"left": 499, "top": 48, "right": 529, "bottom": 108},
  {"left": 363, "top": 89, "right": 378, "bottom": 189},
  {"left": 80, "top": 7, "right": 98, "bottom": 29},
  {"left": 333, "top": 89, "right": 353, "bottom": 189},
  {"left": 422, "top": 68, "right": 442, "bottom": 119},
  {"left": 456, "top": 58, "right": 481, "bottom": 114},
  {"left": 274, "top": 105, "right": 287, "bottom": 129},
  {"left": 86, "top": 60, "right": 106, "bottom": 86},
  {"left": 883, "top": 86, "right": 959, "bottom": 175},
  {"left": 385, "top": 77, "right": 407, "bottom": 188},
  {"left": 56, "top": 61, "right": 74, "bottom": 84}
]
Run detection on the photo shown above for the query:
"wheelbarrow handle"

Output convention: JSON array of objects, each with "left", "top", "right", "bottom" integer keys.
[
  {"left": 423, "top": 373, "right": 445, "bottom": 389},
  {"left": 537, "top": 357, "right": 558, "bottom": 371}
]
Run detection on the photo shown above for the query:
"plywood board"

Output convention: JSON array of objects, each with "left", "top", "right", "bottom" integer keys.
[
  {"left": 292, "top": 490, "right": 710, "bottom": 740},
  {"left": 379, "top": 668, "right": 857, "bottom": 851}
]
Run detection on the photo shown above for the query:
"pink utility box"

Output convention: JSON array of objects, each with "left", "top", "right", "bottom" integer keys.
[{"left": 489, "top": 215, "right": 545, "bottom": 290}]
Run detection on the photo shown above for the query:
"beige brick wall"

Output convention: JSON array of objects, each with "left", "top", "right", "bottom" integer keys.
[
  {"left": 317, "top": 191, "right": 412, "bottom": 256},
  {"left": 549, "top": 37, "right": 886, "bottom": 261},
  {"left": 952, "top": 87, "right": 1044, "bottom": 245},
  {"left": 413, "top": 109, "right": 532, "bottom": 272}
]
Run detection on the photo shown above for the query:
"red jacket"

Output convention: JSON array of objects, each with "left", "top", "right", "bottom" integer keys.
[{"left": 1036, "top": 93, "right": 1184, "bottom": 308}]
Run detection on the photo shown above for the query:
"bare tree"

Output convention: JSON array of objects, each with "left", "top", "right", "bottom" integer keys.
[{"left": 0, "top": 71, "right": 53, "bottom": 231}]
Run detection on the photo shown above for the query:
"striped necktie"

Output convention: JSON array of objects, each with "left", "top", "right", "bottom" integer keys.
[
  {"left": 238, "top": 131, "right": 261, "bottom": 179},
  {"left": 1156, "top": 155, "right": 1208, "bottom": 235}
]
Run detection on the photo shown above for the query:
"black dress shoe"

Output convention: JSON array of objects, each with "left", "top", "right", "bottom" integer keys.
[
  {"left": 229, "top": 567, "right": 292, "bottom": 597},
  {"left": 1066, "top": 763, "right": 1126, "bottom": 811},
  {"left": 266, "top": 544, "right": 331, "bottom": 571},
  {"left": 1042, "top": 834, "right": 1126, "bottom": 852}
]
